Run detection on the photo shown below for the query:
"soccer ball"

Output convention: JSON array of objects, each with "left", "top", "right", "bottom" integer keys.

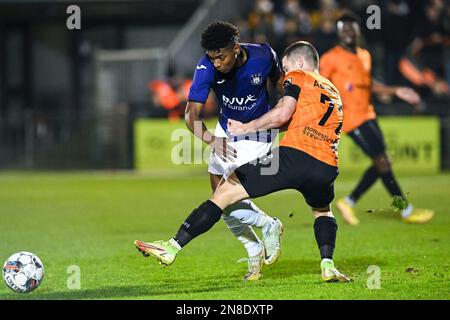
[{"left": 2, "top": 252, "right": 44, "bottom": 293}]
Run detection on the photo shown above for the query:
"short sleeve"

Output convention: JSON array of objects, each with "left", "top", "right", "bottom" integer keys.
[
  {"left": 284, "top": 71, "right": 305, "bottom": 89},
  {"left": 266, "top": 43, "right": 282, "bottom": 82},
  {"left": 188, "top": 57, "right": 214, "bottom": 104}
]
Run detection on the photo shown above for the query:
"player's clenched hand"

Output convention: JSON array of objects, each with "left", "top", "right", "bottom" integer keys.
[
  {"left": 209, "top": 136, "right": 236, "bottom": 162},
  {"left": 227, "top": 119, "right": 246, "bottom": 136},
  {"left": 395, "top": 87, "right": 421, "bottom": 105}
]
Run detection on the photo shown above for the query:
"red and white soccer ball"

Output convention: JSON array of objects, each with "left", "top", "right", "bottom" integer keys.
[{"left": 2, "top": 252, "right": 44, "bottom": 293}]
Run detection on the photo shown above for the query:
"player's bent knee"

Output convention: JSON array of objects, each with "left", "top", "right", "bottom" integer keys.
[
  {"left": 212, "top": 182, "right": 249, "bottom": 210},
  {"left": 311, "top": 205, "right": 333, "bottom": 219},
  {"left": 373, "top": 154, "right": 392, "bottom": 173},
  {"left": 223, "top": 200, "right": 249, "bottom": 216},
  {"left": 312, "top": 210, "right": 334, "bottom": 219}
]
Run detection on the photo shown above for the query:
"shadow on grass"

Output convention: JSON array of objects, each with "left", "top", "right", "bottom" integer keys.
[
  {"left": 263, "top": 256, "right": 386, "bottom": 279},
  {"left": 0, "top": 258, "right": 387, "bottom": 300},
  {"left": 362, "top": 207, "right": 402, "bottom": 221},
  {"left": 0, "top": 280, "right": 237, "bottom": 300}
]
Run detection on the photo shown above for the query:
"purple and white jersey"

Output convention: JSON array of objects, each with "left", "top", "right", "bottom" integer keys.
[{"left": 188, "top": 43, "right": 281, "bottom": 132}]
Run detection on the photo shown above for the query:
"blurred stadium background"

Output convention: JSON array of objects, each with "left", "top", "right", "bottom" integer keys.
[
  {"left": 0, "top": 0, "right": 448, "bottom": 171},
  {"left": 0, "top": 0, "right": 449, "bottom": 300}
]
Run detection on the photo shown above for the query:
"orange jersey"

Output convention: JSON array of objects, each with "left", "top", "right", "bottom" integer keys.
[
  {"left": 148, "top": 80, "right": 180, "bottom": 110},
  {"left": 320, "top": 46, "right": 376, "bottom": 133},
  {"left": 280, "top": 70, "right": 343, "bottom": 167}
]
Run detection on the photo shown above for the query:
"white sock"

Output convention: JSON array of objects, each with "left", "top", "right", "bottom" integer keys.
[
  {"left": 169, "top": 238, "right": 182, "bottom": 251},
  {"left": 345, "top": 196, "right": 356, "bottom": 207},
  {"left": 245, "top": 241, "right": 264, "bottom": 257},
  {"left": 222, "top": 214, "right": 262, "bottom": 257},
  {"left": 401, "top": 203, "right": 414, "bottom": 218},
  {"left": 226, "top": 200, "right": 274, "bottom": 228},
  {"left": 321, "top": 258, "right": 334, "bottom": 268},
  {"left": 229, "top": 209, "right": 269, "bottom": 228}
]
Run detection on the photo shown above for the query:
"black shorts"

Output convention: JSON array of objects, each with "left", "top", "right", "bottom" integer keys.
[
  {"left": 235, "top": 146, "right": 339, "bottom": 208},
  {"left": 347, "top": 119, "right": 386, "bottom": 158}
]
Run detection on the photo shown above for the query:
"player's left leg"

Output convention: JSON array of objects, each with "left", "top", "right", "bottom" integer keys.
[
  {"left": 211, "top": 124, "right": 283, "bottom": 264},
  {"left": 224, "top": 199, "right": 284, "bottom": 266},
  {"left": 364, "top": 121, "right": 433, "bottom": 222},
  {"left": 373, "top": 152, "right": 403, "bottom": 200},
  {"left": 210, "top": 174, "right": 264, "bottom": 268},
  {"left": 373, "top": 152, "right": 434, "bottom": 223},
  {"left": 222, "top": 133, "right": 284, "bottom": 265},
  {"left": 213, "top": 175, "right": 267, "bottom": 280},
  {"left": 214, "top": 178, "right": 283, "bottom": 267}
]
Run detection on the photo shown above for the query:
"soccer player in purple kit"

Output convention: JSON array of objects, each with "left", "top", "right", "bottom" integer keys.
[{"left": 135, "top": 21, "right": 284, "bottom": 280}]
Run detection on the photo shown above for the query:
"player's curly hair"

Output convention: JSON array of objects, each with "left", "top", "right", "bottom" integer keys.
[{"left": 201, "top": 21, "right": 239, "bottom": 52}]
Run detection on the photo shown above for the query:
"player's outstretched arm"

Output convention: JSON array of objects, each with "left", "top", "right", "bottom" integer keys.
[
  {"left": 185, "top": 101, "right": 236, "bottom": 162},
  {"left": 185, "top": 101, "right": 212, "bottom": 142},
  {"left": 228, "top": 96, "right": 297, "bottom": 136},
  {"left": 372, "top": 79, "right": 421, "bottom": 105}
]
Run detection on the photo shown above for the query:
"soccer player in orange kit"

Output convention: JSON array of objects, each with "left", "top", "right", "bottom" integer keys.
[
  {"left": 135, "top": 41, "right": 351, "bottom": 282},
  {"left": 320, "top": 12, "right": 434, "bottom": 225}
]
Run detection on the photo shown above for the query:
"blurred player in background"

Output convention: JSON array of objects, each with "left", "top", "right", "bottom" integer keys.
[
  {"left": 137, "top": 21, "right": 284, "bottom": 280},
  {"left": 135, "top": 41, "right": 351, "bottom": 283},
  {"left": 320, "top": 12, "right": 435, "bottom": 225}
]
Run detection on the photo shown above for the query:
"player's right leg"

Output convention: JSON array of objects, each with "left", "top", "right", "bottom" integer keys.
[
  {"left": 372, "top": 153, "right": 434, "bottom": 223},
  {"left": 234, "top": 147, "right": 351, "bottom": 282},
  {"left": 337, "top": 120, "right": 383, "bottom": 225},
  {"left": 338, "top": 119, "right": 434, "bottom": 224},
  {"left": 135, "top": 181, "right": 248, "bottom": 269},
  {"left": 134, "top": 175, "right": 233, "bottom": 268},
  {"left": 312, "top": 209, "right": 351, "bottom": 282},
  {"left": 209, "top": 123, "right": 284, "bottom": 266},
  {"left": 291, "top": 149, "right": 351, "bottom": 283}
]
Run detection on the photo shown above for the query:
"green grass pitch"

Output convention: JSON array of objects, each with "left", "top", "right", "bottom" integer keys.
[{"left": 0, "top": 170, "right": 449, "bottom": 300}]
